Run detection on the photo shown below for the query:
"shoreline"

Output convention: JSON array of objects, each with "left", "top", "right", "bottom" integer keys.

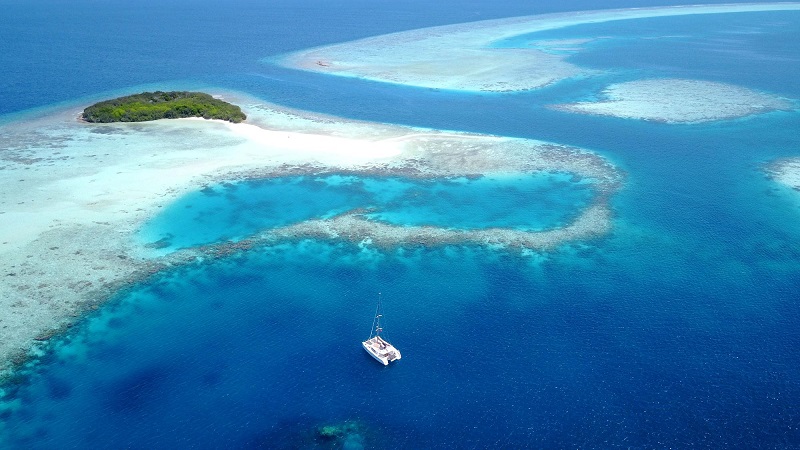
[{"left": 0, "top": 95, "right": 622, "bottom": 380}]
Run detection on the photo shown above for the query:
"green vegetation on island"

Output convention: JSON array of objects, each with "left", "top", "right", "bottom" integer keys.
[{"left": 82, "top": 91, "right": 246, "bottom": 123}]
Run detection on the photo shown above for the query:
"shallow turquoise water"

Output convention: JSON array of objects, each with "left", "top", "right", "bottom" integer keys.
[
  {"left": 2, "top": 2, "right": 800, "bottom": 448},
  {"left": 138, "top": 174, "right": 594, "bottom": 252},
  {"left": 364, "top": 174, "right": 592, "bottom": 231}
]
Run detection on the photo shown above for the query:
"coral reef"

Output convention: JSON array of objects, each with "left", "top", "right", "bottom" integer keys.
[{"left": 552, "top": 79, "right": 794, "bottom": 123}]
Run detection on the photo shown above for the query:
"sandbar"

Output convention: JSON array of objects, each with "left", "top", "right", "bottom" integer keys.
[
  {"left": 277, "top": 3, "right": 800, "bottom": 92},
  {"left": 551, "top": 79, "right": 795, "bottom": 123}
]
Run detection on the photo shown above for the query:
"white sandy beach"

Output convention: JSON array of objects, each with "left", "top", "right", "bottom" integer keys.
[
  {"left": 0, "top": 95, "right": 622, "bottom": 377},
  {"left": 278, "top": 3, "right": 800, "bottom": 92}
]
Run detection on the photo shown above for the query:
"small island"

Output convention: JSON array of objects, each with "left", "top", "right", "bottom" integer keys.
[{"left": 82, "top": 91, "right": 246, "bottom": 123}]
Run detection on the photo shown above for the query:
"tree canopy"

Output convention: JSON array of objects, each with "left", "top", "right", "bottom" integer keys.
[{"left": 82, "top": 91, "right": 246, "bottom": 123}]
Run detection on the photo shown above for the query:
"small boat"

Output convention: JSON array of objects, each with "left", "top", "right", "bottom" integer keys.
[{"left": 362, "top": 293, "right": 401, "bottom": 366}]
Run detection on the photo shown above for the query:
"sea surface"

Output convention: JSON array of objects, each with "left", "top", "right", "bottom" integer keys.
[{"left": 2, "top": 0, "right": 800, "bottom": 448}]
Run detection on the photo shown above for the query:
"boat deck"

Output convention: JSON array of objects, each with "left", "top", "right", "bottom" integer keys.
[{"left": 362, "top": 336, "right": 401, "bottom": 365}]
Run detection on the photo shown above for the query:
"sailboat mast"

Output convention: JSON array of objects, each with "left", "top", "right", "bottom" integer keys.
[
  {"left": 375, "top": 292, "right": 383, "bottom": 337},
  {"left": 368, "top": 292, "right": 383, "bottom": 339}
]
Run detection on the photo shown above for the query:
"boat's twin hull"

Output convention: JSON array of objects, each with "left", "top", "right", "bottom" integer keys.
[{"left": 362, "top": 336, "right": 401, "bottom": 365}]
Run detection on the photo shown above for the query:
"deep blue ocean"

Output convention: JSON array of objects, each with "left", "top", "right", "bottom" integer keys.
[{"left": 2, "top": 0, "right": 800, "bottom": 448}]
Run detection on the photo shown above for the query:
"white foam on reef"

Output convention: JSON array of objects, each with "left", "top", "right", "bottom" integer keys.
[
  {"left": 551, "top": 79, "right": 795, "bottom": 123},
  {"left": 277, "top": 3, "right": 800, "bottom": 92},
  {"left": 765, "top": 157, "right": 800, "bottom": 190},
  {"left": 0, "top": 91, "right": 621, "bottom": 377}
]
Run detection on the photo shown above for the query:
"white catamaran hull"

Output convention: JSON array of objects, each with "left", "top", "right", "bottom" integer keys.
[{"left": 362, "top": 336, "right": 401, "bottom": 366}]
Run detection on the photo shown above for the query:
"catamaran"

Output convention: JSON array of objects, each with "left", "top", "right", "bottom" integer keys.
[{"left": 362, "top": 293, "right": 401, "bottom": 366}]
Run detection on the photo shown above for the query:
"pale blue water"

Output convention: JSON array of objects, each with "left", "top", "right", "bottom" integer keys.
[
  {"left": 139, "top": 174, "right": 594, "bottom": 251},
  {"left": 2, "top": 1, "right": 800, "bottom": 448}
]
